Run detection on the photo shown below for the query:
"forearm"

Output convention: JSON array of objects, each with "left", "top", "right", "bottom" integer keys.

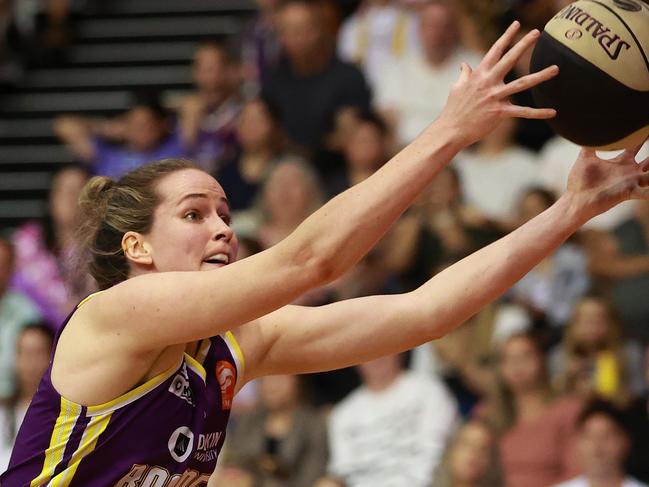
[
  {"left": 415, "top": 192, "right": 587, "bottom": 338},
  {"left": 285, "top": 120, "right": 463, "bottom": 281}
]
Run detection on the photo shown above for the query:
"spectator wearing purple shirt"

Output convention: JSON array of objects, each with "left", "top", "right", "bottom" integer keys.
[{"left": 54, "top": 92, "right": 187, "bottom": 179}]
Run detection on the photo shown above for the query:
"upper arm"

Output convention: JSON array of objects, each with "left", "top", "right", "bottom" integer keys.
[
  {"left": 234, "top": 291, "right": 435, "bottom": 380},
  {"left": 85, "top": 242, "right": 329, "bottom": 353}
]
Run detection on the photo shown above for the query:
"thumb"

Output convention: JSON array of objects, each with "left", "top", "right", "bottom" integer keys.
[{"left": 458, "top": 62, "right": 473, "bottom": 83}]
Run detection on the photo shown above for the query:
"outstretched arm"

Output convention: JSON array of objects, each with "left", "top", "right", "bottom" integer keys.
[
  {"left": 239, "top": 147, "right": 649, "bottom": 379},
  {"left": 89, "top": 24, "right": 558, "bottom": 350}
]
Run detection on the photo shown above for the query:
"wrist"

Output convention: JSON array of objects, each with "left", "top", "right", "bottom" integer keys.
[
  {"left": 558, "top": 191, "right": 592, "bottom": 228},
  {"left": 419, "top": 118, "right": 466, "bottom": 158}
]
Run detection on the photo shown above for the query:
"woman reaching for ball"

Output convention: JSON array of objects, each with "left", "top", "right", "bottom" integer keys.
[{"left": 3, "top": 23, "right": 648, "bottom": 486}]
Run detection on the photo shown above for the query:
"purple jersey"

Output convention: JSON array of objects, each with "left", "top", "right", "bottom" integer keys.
[{"left": 1, "top": 295, "right": 244, "bottom": 486}]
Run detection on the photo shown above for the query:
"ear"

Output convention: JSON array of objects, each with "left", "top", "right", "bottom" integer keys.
[{"left": 122, "top": 231, "right": 153, "bottom": 266}]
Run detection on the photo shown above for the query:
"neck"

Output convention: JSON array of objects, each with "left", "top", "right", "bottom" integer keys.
[
  {"left": 423, "top": 48, "right": 454, "bottom": 68},
  {"left": 201, "top": 89, "right": 229, "bottom": 108},
  {"left": 514, "top": 389, "right": 548, "bottom": 421},
  {"left": 587, "top": 470, "right": 625, "bottom": 487},
  {"left": 477, "top": 138, "right": 512, "bottom": 156},
  {"left": 366, "top": 370, "right": 400, "bottom": 392},
  {"left": 290, "top": 48, "right": 331, "bottom": 76}
]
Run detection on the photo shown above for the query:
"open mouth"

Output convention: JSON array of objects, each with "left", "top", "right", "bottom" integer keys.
[{"left": 202, "top": 253, "right": 230, "bottom": 266}]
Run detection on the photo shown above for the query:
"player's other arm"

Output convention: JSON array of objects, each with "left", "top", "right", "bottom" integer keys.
[{"left": 238, "top": 147, "right": 649, "bottom": 378}]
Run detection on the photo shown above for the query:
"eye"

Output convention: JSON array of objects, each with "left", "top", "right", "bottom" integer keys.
[
  {"left": 219, "top": 213, "right": 232, "bottom": 226},
  {"left": 184, "top": 210, "right": 202, "bottom": 221}
]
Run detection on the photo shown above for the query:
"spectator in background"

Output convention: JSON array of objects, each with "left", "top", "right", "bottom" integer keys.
[
  {"left": 0, "top": 324, "right": 54, "bottom": 471},
  {"left": 239, "top": 0, "right": 282, "bottom": 96},
  {"left": 261, "top": 0, "right": 371, "bottom": 154},
  {"left": 509, "top": 187, "right": 590, "bottom": 330},
  {"left": 608, "top": 200, "right": 649, "bottom": 343},
  {"left": 481, "top": 332, "right": 583, "bottom": 487},
  {"left": 337, "top": 0, "right": 419, "bottom": 88},
  {"left": 374, "top": 0, "right": 481, "bottom": 147},
  {"left": 216, "top": 97, "right": 291, "bottom": 212},
  {"left": 454, "top": 117, "right": 538, "bottom": 229},
  {"left": 54, "top": 92, "right": 187, "bottom": 178},
  {"left": 392, "top": 167, "right": 497, "bottom": 291},
  {"left": 549, "top": 296, "right": 645, "bottom": 406},
  {"left": 221, "top": 375, "right": 328, "bottom": 487},
  {"left": 626, "top": 344, "right": 649, "bottom": 484},
  {"left": 551, "top": 400, "right": 648, "bottom": 487},
  {"left": 328, "top": 354, "right": 457, "bottom": 487},
  {"left": 177, "top": 41, "right": 242, "bottom": 172},
  {"left": 323, "top": 110, "right": 389, "bottom": 199},
  {"left": 256, "top": 159, "right": 324, "bottom": 249},
  {"left": 11, "top": 165, "right": 94, "bottom": 328},
  {"left": 0, "top": 239, "right": 41, "bottom": 400},
  {"left": 434, "top": 419, "right": 501, "bottom": 487}
]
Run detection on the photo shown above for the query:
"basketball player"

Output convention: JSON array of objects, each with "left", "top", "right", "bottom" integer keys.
[{"left": 3, "top": 23, "right": 648, "bottom": 486}]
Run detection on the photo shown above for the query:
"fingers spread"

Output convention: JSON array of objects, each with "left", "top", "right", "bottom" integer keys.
[
  {"left": 624, "top": 143, "right": 646, "bottom": 160},
  {"left": 639, "top": 155, "right": 649, "bottom": 172},
  {"left": 493, "top": 29, "right": 541, "bottom": 79},
  {"left": 498, "top": 65, "right": 559, "bottom": 97},
  {"left": 479, "top": 21, "right": 521, "bottom": 70}
]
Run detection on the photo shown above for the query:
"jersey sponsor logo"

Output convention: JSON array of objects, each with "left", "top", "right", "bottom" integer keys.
[
  {"left": 215, "top": 361, "right": 235, "bottom": 410},
  {"left": 168, "top": 426, "right": 194, "bottom": 463},
  {"left": 169, "top": 363, "right": 195, "bottom": 406},
  {"left": 114, "top": 464, "right": 211, "bottom": 486},
  {"left": 193, "top": 431, "right": 223, "bottom": 463}
]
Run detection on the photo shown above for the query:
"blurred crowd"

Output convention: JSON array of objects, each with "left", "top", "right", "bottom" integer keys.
[{"left": 1, "top": 0, "right": 648, "bottom": 485}]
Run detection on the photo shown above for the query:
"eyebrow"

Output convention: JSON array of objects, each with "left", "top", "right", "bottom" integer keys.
[{"left": 176, "top": 193, "right": 229, "bottom": 207}]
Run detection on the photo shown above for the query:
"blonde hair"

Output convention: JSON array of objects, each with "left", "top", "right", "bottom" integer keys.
[{"left": 77, "top": 159, "right": 201, "bottom": 290}]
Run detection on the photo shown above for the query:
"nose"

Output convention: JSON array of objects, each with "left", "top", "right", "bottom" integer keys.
[{"left": 213, "top": 217, "right": 234, "bottom": 242}]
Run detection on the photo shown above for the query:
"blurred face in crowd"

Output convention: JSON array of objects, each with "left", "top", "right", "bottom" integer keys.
[
  {"left": 16, "top": 327, "right": 53, "bottom": 396},
  {"left": 193, "top": 45, "right": 229, "bottom": 94},
  {"left": 50, "top": 167, "right": 88, "bottom": 230},
  {"left": 344, "top": 121, "right": 386, "bottom": 173},
  {"left": 236, "top": 100, "right": 276, "bottom": 152},
  {"left": 358, "top": 354, "right": 401, "bottom": 391},
  {"left": 519, "top": 190, "right": 553, "bottom": 225},
  {"left": 578, "top": 413, "right": 629, "bottom": 477},
  {"left": 571, "top": 298, "right": 614, "bottom": 350},
  {"left": 427, "top": 167, "right": 460, "bottom": 210},
  {"left": 449, "top": 421, "right": 494, "bottom": 485},
  {"left": 0, "top": 240, "right": 13, "bottom": 297},
  {"left": 418, "top": 1, "right": 458, "bottom": 65},
  {"left": 499, "top": 335, "right": 545, "bottom": 393},
  {"left": 277, "top": 2, "right": 324, "bottom": 64},
  {"left": 263, "top": 162, "right": 320, "bottom": 224},
  {"left": 259, "top": 375, "right": 300, "bottom": 412},
  {"left": 126, "top": 106, "right": 168, "bottom": 152}
]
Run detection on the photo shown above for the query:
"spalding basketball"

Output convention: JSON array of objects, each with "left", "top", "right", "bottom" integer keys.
[{"left": 530, "top": 0, "right": 649, "bottom": 150}]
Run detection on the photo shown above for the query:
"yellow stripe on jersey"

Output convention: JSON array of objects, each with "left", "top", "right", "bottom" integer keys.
[
  {"left": 224, "top": 331, "right": 246, "bottom": 381},
  {"left": 75, "top": 291, "right": 103, "bottom": 309},
  {"left": 30, "top": 398, "right": 82, "bottom": 487},
  {"left": 86, "top": 358, "right": 181, "bottom": 417},
  {"left": 195, "top": 338, "right": 211, "bottom": 364},
  {"left": 184, "top": 353, "right": 207, "bottom": 383},
  {"left": 47, "top": 412, "right": 113, "bottom": 486}
]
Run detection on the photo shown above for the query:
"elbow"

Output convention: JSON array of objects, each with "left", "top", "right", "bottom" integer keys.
[{"left": 294, "top": 245, "right": 339, "bottom": 287}]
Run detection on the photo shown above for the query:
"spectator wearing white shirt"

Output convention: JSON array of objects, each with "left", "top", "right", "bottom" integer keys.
[
  {"left": 454, "top": 118, "right": 538, "bottom": 227},
  {"left": 338, "top": 0, "right": 419, "bottom": 89},
  {"left": 328, "top": 353, "right": 457, "bottom": 487},
  {"left": 374, "top": 0, "right": 481, "bottom": 146}
]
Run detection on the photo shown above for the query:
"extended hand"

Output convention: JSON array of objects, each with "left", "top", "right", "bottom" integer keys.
[
  {"left": 438, "top": 22, "right": 558, "bottom": 147},
  {"left": 567, "top": 144, "right": 649, "bottom": 220}
]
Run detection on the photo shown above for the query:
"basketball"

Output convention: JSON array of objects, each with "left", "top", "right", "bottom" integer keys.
[{"left": 530, "top": 0, "right": 649, "bottom": 150}]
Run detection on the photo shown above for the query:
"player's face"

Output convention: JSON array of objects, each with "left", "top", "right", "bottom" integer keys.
[{"left": 146, "top": 169, "right": 238, "bottom": 273}]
